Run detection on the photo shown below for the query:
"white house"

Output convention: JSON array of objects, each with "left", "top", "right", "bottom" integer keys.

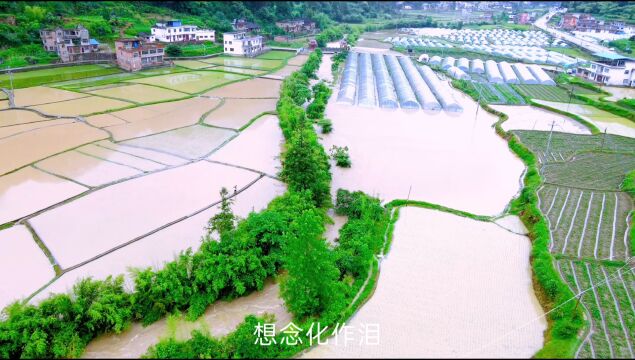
[
  {"left": 576, "top": 52, "right": 635, "bottom": 87},
  {"left": 223, "top": 31, "right": 264, "bottom": 57},
  {"left": 151, "top": 20, "right": 215, "bottom": 43}
]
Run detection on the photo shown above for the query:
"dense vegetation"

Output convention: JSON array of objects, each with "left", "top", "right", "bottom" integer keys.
[{"left": 560, "top": 1, "right": 635, "bottom": 24}]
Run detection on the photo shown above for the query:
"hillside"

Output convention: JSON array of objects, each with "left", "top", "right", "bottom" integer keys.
[{"left": 560, "top": 1, "right": 635, "bottom": 24}]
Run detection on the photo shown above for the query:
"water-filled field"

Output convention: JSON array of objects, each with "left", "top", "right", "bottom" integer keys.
[
  {"left": 306, "top": 207, "right": 546, "bottom": 358},
  {"left": 200, "top": 56, "right": 284, "bottom": 70},
  {"left": 129, "top": 71, "right": 247, "bottom": 94},
  {"left": 86, "top": 83, "right": 189, "bottom": 103}
]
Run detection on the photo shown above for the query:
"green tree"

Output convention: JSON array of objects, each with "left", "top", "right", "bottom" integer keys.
[
  {"left": 280, "top": 209, "right": 342, "bottom": 318},
  {"left": 165, "top": 44, "right": 182, "bottom": 57},
  {"left": 206, "top": 187, "right": 236, "bottom": 238}
]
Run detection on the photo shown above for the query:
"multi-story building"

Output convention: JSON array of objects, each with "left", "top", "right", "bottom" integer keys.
[
  {"left": 561, "top": 14, "right": 578, "bottom": 30},
  {"left": 516, "top": 13, "right": 530, "bottom": 25},
  {"left": 114, "top": 38, "right": 165, "bottom": 72},
  {"left": 576, "top": 52, "right": 635, "bottom": 87},
  {"left": 39, "top": 25, "right": 99, "bottom": 62},
  {"left": 223, "top": 32, "right": 264, "bottom": 57},
  {"left": 151, "top": 20, "right": 215, "bottom": 43},
  {"left": 275, "top": 19, "right": 317, "bottom": 34}
]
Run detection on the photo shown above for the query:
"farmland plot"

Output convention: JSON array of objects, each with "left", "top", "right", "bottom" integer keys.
[
  {"left": 129, "top": 71, "right": 247, "bottom": 94},
  {"left": 28, "top": 96, "right": 133, "bottom": 117},
  {"left": 492, "top": 105, "right": 590, "bottom": 134},
  {"left": 542, "top": 152, "right": 635, "bottom": 190},
  {"left": 86, "top": 83, "right": 189, "bottom": 104},
  {"left": 204, "top": 77, "right": 281, "bottom": 99},
  {"left": 200, "top": 56, "right": 283, "bottom": 70},
  {"left": 12, "top": 86, "right": 88, "bottom": 106},
  {"left": 557, "top": 261, "right": 635, "bottom": 359},
  {"left": 0, "top": 225, "right": 56, "bottom": 310},
  {"left": 121, "top": 125, "right": 236, "bottom": 160},
  {"left": 203, "top": 98, "right": 277, "bottom": 129},
  {"left": 29, "top": 161, "right": 260, "bottom": 268},
  {"left": 540, "top": 185, "right": 632, "bottom": 261},
  {"left": 513, "top": 84, "right": 584, "bottom": 103}
]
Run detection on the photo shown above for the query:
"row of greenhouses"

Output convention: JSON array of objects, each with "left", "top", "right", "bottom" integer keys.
[
  {"left": 440, "top": 29, "right": 549, "bottom": 47},
  {"left": 385, "top": 37, "right": 454, "bottom": 49},
  {"left": 337, "top": 52, "right": 463, "bottom": 112},
  {"left": 425, "top": 55, "right": 556, "bottom": 85},
  {"left": 460, "top": 44, "right": 579, "bottom": 66}
]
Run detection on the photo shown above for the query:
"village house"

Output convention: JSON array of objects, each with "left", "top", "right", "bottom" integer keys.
[
  {"left": 150, "top": 20, "right": 215, "bottom": 43},
  {"left": 576, "top": 52, "right": 635, "bottom": 87},
  {"left": 114, "top": 38, "right": 165, "bottom": 72},
  {"left": 223, "top": 31, "right": 264, "bottom": 57},
  {"left": 231, "top": 19, "right": 261, "bottom": 33},
  {"left": 561, "top": 13, "right": 578, "bottom": 30},
  {"left": 275, "top": 19, "right": 316, "bottom": 34},
  {"left": 516, "top": 13, "right": 530, "bottom": 25},
  {"left": 39, "top": 25, "right": 99, "bottom": 62}
]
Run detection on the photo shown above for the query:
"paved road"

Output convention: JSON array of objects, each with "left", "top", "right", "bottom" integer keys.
[{"left": 534, "top": 10, "right": 618, "bottom": 56}]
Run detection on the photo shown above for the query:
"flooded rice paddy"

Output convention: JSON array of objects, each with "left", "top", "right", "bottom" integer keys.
[
  {"left": 200, "top": 56, "right": 284, "bottom": 70},
  {"left": 534, "top": 99, "right": 635, "bottom": 138},
  {"left": 173, "top": 60, "right": 217, "bottom": 70},
  {"left": 204, "top": 77, "right": 281, "bottom": 98},
  {"left": 129, "top": 71, "right": 247, "bottom": 94},
  {"left": 121, "top": 125, "right": 236, "bottom": 159},
  {"left": 13, "top": 86, "right": 87, "bottom": 106},
  {"left": 306, "top": 207, "right": 546, "bottom": 358},
  {"left": 210, "top": 66, "right": 268, "bottom": 76},
  {"left": 208, "top": 115, "right": 283, "bottom": 176},
  {"left": 0, "top": 225, "right": 56, "bottom": 310},
  {"left": 29, "top": 96, "right": 133, "bottom": 116},
  {"left": 86, "top": 83, "right": 188, "bottom": 103},
  {"left": 30, "top": 161, "right": 260, "bottom": 268},
  {"left": 204, "top": 98, "right": 277, "bottom": 129},
  {"left": 490, "top": 104, "right": 591, "bottom": 134}
]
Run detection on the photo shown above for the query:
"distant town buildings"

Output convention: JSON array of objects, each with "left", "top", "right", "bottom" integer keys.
[
  {"left": 150, "top": 20, "right": 215, "bottom": 43},
  {"left": 114, "top": 38, "right": 165, "bottom": 72},
  {"left": 223, "top": 31, "right": 264, "bottom": 57},
  {"left": 516, "top": 13, "right": 531, "bottom": 25},
  {"left": 560, "top": 13, "right": 628, "bottom": 34},
  {"left": 231, "top": 19, "right": 261, "bottom": 33},
  {"left": 275, "top": 19, "right": 316, "bottom": 34},
  {"left": 576, "top": 52, "right": 635, "bottom": 87},
  {"left": 39, "top": 25, "right": 100, "bottom": 62}
]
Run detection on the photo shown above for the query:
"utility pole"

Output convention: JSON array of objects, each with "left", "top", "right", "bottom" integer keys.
[
  {"left": 566, "top": 84, "right": 574, "bottom": 113},
  {"left": 601, "top": 127, "right": 607, "bottom": 150},
  {"left": 8, "top": 67, "right": 14, "bottom": 93},
  {"left": 545, "top": 120, "right": 555, "bottom": 161}
]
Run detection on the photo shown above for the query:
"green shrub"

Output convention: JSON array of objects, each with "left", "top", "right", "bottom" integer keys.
[
  {"left": 318, "top": 118, "right": 333, "bottom": 133},
  {"left": 164, "top": 44, "right": 182, "bottom": 57},
  {"left": 329, "top": 145, "right": 351, "bottom": 168}
]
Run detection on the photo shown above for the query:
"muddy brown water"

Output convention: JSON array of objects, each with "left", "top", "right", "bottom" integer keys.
[
  {"left": 304, "top": 207, "right": 546, "bottom": 358},
  {"left": 82, "top": 281, "right": 291, "bottom": 358}
]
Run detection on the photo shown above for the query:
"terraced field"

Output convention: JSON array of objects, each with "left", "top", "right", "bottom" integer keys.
[{"left": 515, "top": 129, "right": 635, "bottom": 358}]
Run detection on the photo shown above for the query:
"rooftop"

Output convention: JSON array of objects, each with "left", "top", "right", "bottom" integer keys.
[{"left": 593, "top": 52, "right": 634, "bottom": 61}]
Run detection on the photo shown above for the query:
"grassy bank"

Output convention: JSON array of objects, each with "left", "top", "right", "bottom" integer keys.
[{"left": 0, "top": 64, "right": 122, "bottom": 89}]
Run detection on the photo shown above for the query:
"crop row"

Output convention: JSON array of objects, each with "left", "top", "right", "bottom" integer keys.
[
  {"left": 539, "top": 185, "right": 631, "bottom": 261},
  {"left": 513, "top": 84, "right": 584, "bottom": 104},
  {"left": 557, "top": 260, "right": 635, "bottom": 358},
  {"left": 542, "top": 152, "right": 635, "bottom": 191},
  {"left": 492, "top": 83, "right": 525, "bottom": 105},
  {"left": 513, "top": 131, "right": 635, "bottom": 161}
]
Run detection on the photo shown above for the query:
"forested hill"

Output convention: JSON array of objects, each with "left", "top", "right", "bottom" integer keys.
[
  {"left": 0, "top": 1, "right": 398, "bottom": 48},
  {"left": 560, "top": 1, "right": 635, "bottom": 23}
]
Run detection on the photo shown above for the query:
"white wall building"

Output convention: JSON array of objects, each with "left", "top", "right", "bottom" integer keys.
[
  {"left": 576, "top": 52, "right": 635, "bottom": 87},
  {"left": 223, "top": 32, "right": 264, "bottom": 57},
  {"left": 151, "top": 20, "right": 215, "bottom": 43}
]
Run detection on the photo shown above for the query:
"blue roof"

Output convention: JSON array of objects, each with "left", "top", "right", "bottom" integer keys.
[
  {"left": 89, "top": 39, "right": 100, "bottom": 45},
  {"left": 593, "top": 51, "right": 631, "bottom": 60}
]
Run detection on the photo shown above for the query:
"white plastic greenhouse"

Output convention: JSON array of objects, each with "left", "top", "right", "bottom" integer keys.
[
  {"left": 447, "top": 66, "right": 471, "bottom": 80},
  {"left": 527, "top": 64, "right": 556, "bottom": 86},
  {"left": 470, "top": 59, "right": 485, "bottom": 74},
  {"left": 498, "top": 62, "right": 519, "bottom": 84},
  {"left": 456, "top": 58, "right": 470, "bottom": 72},
  {"left": 511, "top": 63, "right": 538, "bottom": 84},
  {"left": 485, "top": 60, "right": 503, "bottom": 84},
  {"left": 370, "top": 53, "right": 399, "bottom": 109},
  {"left": 397, "top": 56, "right": 441, "bottom": 110},
  {"left": 337, "top": 51, "right": 358, "bottom": 105},
  {"left": 429, "top": 55, "right": 442, "bottom": 66},
  {"left": 385, "top": 55, "right": 420, "bottom": 110},
  {"left": 417, "top": 65, "right": 463, "bottom": 113},
  {"left": 357, "top": 52, "right": 376, "bottom": 107},
  {"left": 441, "top": 56, "right": 456, "bottom": 70}
]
